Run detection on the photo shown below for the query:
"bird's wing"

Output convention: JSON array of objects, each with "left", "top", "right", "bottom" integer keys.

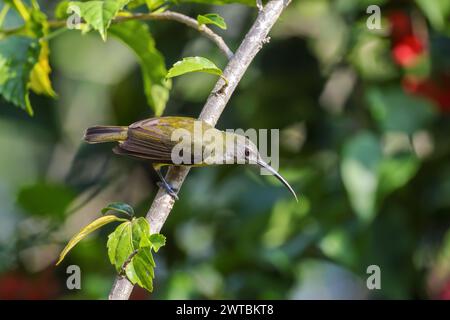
[{"left": 114, "top": 117, "right": 206, "bottom": 164}]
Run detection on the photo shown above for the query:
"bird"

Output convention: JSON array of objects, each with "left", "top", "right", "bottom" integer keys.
[{"left": 84, "top": 116, "right": 298, "bottom": 201}]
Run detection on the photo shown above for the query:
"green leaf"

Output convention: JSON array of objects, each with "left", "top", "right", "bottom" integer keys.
[
  {"left": 55, "top": 0, "right": 70, "bottom": 19},
  {"left": 149, "top": 233, "right": 166, "bottom": 252},
  {"left": 26, "top": 9, "right": 56, "bottom": 97},
  {"left": 178, "top": 0, "right": 255, "bottom": 6},
  {"left": 341, "top": 132, "right": 382, "bottom": 222},
  {"left": 0, "top": 36, "right": 40, "bottom": 115},
  {"left": 197, "top": 13, "right": 227, "bottom": 30},
  {"left": 109, "top": 20, "right": 171, "bottom": 116},
  {"left": 69, "top": 0, "right": 131, "bottom": 40},
  {"left": 125, "top": 247, "right": 155, "bottom": 292},
  {"left": 17, "top": 182, "right": 76, "bottom": 219},
  {"left": 56, "top": 215, "right": 128, "bottom": 265},
  {"left": 166, "top": 56, "right": 223, "bottom": 80},
  {"left": 107, "top": 217, "right": 151, "bottom": 272},
  {"left": 378, "top": 154, "right": 420, "bottom": 199},
  {"left": 367, "top": 87, "right": 435, "bottom": 135},
  {"left": 107, "top": 217, "right": 165, "bottom": 292},
  {"left": 107, "top": 221, "right": 133, "bottom": 272},
  {"left": 128, "top": 0, "right": 166, "bottom": 10},
  {"left": 101, "top": 202, "right": 134, "bottom": 217},
  {"left": 415, "top": 0, "right": 450, "bottom": 31},
  {"left": 349, "top": 33, "right": 397, "bottom": 81}
]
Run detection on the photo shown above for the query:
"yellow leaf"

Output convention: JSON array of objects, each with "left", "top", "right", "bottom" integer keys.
[
  {"left": 29, "top": 41, "right": 56, "bottom": 97},
  {"left": 56, "top": 215, "right": 128, "bottom": 266}
]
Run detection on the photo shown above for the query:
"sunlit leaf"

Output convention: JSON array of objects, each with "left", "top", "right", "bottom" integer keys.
[
  {"left": 128, "top": 0, "right": 166, "bottom": 10},
  {"left": 107, "top": 217, "right": 151, "bottom": 272},
  {"left": 56, "top": 215, "right": 128, "bottom": 265},
  {"left": 29, "top": 41, "right": 56, "bottom": 97},
  {"left": 109, "top": 20, "right": 171, "bottom": 116},
  {"left": 107, "top": 221, "right": 133, "bottom": 272},
  {"left": 54, "top": 0, "right": 70, "bottom": 19},
  {"left": 125, "top": 246, "right": 155, "bottom": 292},
  {"left": 166, "top": 56, "right": 224, "bottom": 80},
  {"left": 107, "top": 217, "right": 165, "bottom": 292},
  {"left": 378, "top": 154, "right": 420, "bottom": 199},
  {"left": 149, "top": 233, "right": 166, "bottom": 252},
  {"left": 197, "top": 13, "right": 227, "bottom": 30},
  {"left": 415, "top": 0, "right": 450, "bottom": 31},
  {"left": 69, "top": 0, "right": 131, "bottom": 40}
]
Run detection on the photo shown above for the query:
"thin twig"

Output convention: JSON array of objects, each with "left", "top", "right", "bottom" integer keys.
[
  {"left": 108, "top": 0, "right": 291, "bottom": 300},
  {"left": 1, "top": 10, "right": 233, "bottom": 60},
  {"left": 116, "top": 11, "right": 234, "bottom": 60}
]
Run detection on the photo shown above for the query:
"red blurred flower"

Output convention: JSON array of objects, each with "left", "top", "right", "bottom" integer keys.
[
  {"left": 439, "top": 279, "right": 450, "bottom": 300},
  {"left": 389, "top": 11, "right": 413, "bottom": 42},
  {"left": 392, "top": 35, "right": 424, "bottom": 67},
  {"left": 0, "top": 270, "right": 60, "bottom": 300},
  {"left": 388, "top": 11, "right": 425, "bottom": 67},
  {"left": 403, "top": 75, "right": 450, "bottom": 112}
]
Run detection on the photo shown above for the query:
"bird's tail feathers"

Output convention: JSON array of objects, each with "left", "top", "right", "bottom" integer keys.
[{"left": 84, "top": 126, "right": 128, "bottom": 144}]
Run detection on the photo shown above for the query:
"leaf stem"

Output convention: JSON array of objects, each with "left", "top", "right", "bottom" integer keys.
[
  {"left": 0, "top": 4, "right": 10, "bottom": 29},
  {"left": 12, "top": 0, "right": 29, "bottom": 21},
  {"left": 41, "top": 27, "right": 68, "bottom": 41}
]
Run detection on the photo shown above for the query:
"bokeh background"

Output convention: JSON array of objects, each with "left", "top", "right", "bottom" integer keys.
[{"left": 1, "top": 0, "right": 450, "bottom": 299}]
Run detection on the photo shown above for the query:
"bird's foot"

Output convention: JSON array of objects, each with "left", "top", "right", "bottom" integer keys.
[{"left": 157, "top": 181, "right": 179, "bottom": 200}]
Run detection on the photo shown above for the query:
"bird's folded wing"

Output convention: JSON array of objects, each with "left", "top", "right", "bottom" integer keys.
[{"left": 113, "top": 126, "right": 175, "bottom": 163}]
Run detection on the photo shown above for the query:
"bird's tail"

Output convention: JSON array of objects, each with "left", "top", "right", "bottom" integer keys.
[{"left": 84, "top": 126, "right": 128, "bottom": 144}]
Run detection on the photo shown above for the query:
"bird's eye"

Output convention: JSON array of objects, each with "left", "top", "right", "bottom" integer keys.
[{"left": 244, "top": 148, "right": 250, "bottom": 158}]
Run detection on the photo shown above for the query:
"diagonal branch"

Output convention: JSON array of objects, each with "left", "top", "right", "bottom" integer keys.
[{"left": 108, "top": 0, "right": 291, "bottom": 300}]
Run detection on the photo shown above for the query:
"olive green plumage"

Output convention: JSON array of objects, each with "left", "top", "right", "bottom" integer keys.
[{"left": 84, "top": 116, "right": 297, "bottom": 201}]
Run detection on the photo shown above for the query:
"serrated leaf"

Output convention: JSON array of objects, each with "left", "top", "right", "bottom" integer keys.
[
  {"left": 125, "top": 247, "right": 155, "bottom": 292},
  {"left": 197, "top": 13, "right": 227, "bottom": 30},
  {"left": 109, "top": 20, "right": 170, "bottom": 116},
  {"left": 107, "top": 221, "right": 132, "bottom": 272},
  {"left": 101, "top": 202, "right": 134, "bottom": 217},
  {"left": 149, "top": 233, "right": 166, "bottom": 252},
  {"left": 56, "top": 215, "right": 128, "bottom": 265},
  {"left": 0, "top": 36, "right": 40, "bottom": 115},
  {"left": 167, "top": 56, "right": 223, "bottom": 80},
  {"left": 69, "top": 0, "right": 131, "bottom": 40},
  {"left": 131, "top": 217, "right": 151, "bottom": 248},
  {"left": 107, "top": 217, "right": 164, "bottom": 292},
  {"left": 107, "top": 217, "right": 151, "bottom": 272}
]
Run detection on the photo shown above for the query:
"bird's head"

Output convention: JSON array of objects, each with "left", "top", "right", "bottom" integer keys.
[{"left": 225, "top": 132, "right": 298, "bottom": 202}]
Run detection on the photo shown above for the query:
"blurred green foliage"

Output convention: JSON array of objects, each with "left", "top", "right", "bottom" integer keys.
[{"left": 0, "top": 0, "right": 449, "bottom": 300}]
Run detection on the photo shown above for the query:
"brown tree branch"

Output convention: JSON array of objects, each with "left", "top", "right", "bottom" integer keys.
[{"left": 108, "top": 0, "right": 291, "bottom": 300}]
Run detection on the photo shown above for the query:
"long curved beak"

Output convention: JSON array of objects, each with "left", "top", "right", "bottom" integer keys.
[{"left": 257, "top": 159, "right": 298, "bottom": 202}]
